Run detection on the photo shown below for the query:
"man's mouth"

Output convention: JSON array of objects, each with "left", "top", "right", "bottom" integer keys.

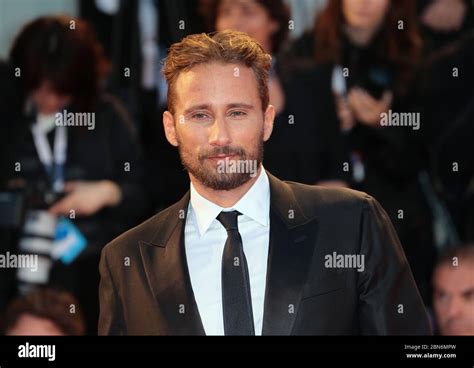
[{"left": 206, "top": 154, "right": 236, "bottom": 160}]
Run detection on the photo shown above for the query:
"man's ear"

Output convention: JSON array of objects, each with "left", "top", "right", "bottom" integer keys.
[
  {"left": 163, "top": 111, "right": 179, "bottom": 147},
  {"left": 263, "top": 104, "right": 275, "bottom": 142}
]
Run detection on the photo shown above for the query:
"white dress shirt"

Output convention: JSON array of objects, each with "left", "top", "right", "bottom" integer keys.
[{"left": 184, "top": 167, "right": 271, "bottom": 335}]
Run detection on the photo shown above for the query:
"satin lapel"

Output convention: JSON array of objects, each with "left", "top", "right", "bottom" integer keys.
[
  {"left": 139, "top": 192, "right": 206, "bottom": 335},
  {"left": 262, "top": 173, "right": 319, "bottom": 335}
]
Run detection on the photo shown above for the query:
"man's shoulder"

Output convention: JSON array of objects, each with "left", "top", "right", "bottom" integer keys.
[
  {"left": 102, "top": 199, "right": 186, "bottom": 257},
  {"left": 102, "top": 179, "right": 378, "bottom": 256},
  {"left": 282, "top": 180, "right": 375, "bottom": 215}
]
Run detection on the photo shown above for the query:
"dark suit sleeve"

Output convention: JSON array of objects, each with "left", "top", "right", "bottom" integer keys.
[
  {"left": 357, "top": 196, "right": 432, "bottom": 335},
  {"left": 98, "top": 245, "right": 125, "bottom": 335}
]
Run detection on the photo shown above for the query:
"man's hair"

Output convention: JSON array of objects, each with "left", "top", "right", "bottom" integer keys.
[
  {"left": 2, "top": 288, "right": 85, "bottom": 335},
  {"left": 163, "top": 30, "right": 272, "bottom": 114}
]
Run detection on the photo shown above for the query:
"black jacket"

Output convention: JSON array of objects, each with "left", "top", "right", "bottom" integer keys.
[{"left": 99, "top": 172, "right": 431, "bottom": 335}]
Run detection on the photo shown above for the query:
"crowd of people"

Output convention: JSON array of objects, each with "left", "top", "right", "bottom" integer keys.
[{"left": 0, "top": 0, "right": 473, "bottom": 335}]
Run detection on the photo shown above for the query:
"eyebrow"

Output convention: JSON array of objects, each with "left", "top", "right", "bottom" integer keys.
[
  {"left": 183, "top": 104, "right": 211, "bottom": 115},
  {"left": 183, "top": 103, "right": 255, "bottom": 115},
  {"left": 434, "top": 287, "right": 474, "bottom": 296},
  {"left": 227, "top": 103, "right": 254, "bottom": 110}
]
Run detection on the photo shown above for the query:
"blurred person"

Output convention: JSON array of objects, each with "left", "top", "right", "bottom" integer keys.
[
  {"left": 432, "top": 244, "right": 474, "bottom": 335},
  {"left": 3, "top": 287, "right": 85, "bottom": 336},
  {"left": 284, "top": 0, "right": 328, "bottom": 40},
  {"left": 3, "top": 15, "right": 149, "bottom": 333},
  {"left": 419, "top": 0, "right": 473, "bottom": 52},
  {"left": 312, "top": 0, "right": 436, "bottom": 303},
  {"left": 200, "top": 0, "right": 349, "bottom": 186},
  {"left": 99, "top": 31, "right": 430, "bottom": 335},
  {"left": 419, "top": 2, "right": 474, "bottom": 246},
  {"left": 80, "top": 0, "right": 207, "bottom": 212},
  {"left": 80, "top": 0, "right": 205, "bottom": 107}
]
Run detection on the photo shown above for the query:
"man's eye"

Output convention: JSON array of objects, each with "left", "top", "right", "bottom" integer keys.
[
  {"left": 229, "top": 111, "right": 247, "bottom": 118},
  {"left": 436, "top": 291, "right": 449, "bottom": 303},
  {"left": 191, "top": 113, "right": 210, "bottom": 120},
  {"left": 463, "top": 290, "right": 474, "bottom": 302}
]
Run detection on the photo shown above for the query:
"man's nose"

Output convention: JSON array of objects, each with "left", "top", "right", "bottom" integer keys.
[
  {"left": 445, "top": 297, "right": 464, "bottom": 319},
  {"left": 208, "top": 116, "right": 232, "bottom": 146}
]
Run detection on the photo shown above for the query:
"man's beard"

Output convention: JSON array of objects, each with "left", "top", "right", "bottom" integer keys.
[{"left": 177, "top": 134, "right": 264, "bottom": 191}]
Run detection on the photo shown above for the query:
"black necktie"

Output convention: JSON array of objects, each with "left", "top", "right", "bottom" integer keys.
[{"left": 217, "top": 210, "right": 255, "bottom": 335}]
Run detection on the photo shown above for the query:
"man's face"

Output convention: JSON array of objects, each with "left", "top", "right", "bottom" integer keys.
[
  {"left": 163, "top": 62, "right": 274, "bottom": 191},
  {"left": 433, "top": 261, "right": 474, "bottom": 335}
]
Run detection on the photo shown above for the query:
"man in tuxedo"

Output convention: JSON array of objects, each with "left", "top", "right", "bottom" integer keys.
[{"left": 98, "top": 30, "right": 431, "bottom": 335}]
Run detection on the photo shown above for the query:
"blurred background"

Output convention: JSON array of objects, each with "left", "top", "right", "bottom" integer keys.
[{"left": 0, "top": 0, "right": 473, "bottom": 336}]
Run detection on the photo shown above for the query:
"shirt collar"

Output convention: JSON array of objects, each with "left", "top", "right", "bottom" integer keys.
[{"left": 189, "top": 166, "right": 270, "bottom": 237}]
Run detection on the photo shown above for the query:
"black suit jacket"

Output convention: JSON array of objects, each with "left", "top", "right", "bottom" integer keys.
[{"left": 98, "top": 172, "right": 432, "bottom": 335}]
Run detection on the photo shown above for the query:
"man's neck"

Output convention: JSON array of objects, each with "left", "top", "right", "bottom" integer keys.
[{"left": 190, "top": 166, "right": 263, "bottom": 208}]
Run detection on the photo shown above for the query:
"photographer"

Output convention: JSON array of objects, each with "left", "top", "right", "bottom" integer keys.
[{"left": 2, "top": 15, "right": 150, "bottom": 333}]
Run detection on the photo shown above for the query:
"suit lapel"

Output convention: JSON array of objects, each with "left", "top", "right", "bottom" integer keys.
[
  {"left": 262, "top": 173, "right": 319, "bottom": 335},
  {"left": 137, "top": 172, "right": 318, "bottom": 336},
  {"left": 139, "top": 192, "right": 206, "bottom": 335}
]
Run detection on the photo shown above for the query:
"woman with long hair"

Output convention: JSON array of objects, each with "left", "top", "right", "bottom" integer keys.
[{"left": 312, "top": 0, "right": 435, "bottom": 303}]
